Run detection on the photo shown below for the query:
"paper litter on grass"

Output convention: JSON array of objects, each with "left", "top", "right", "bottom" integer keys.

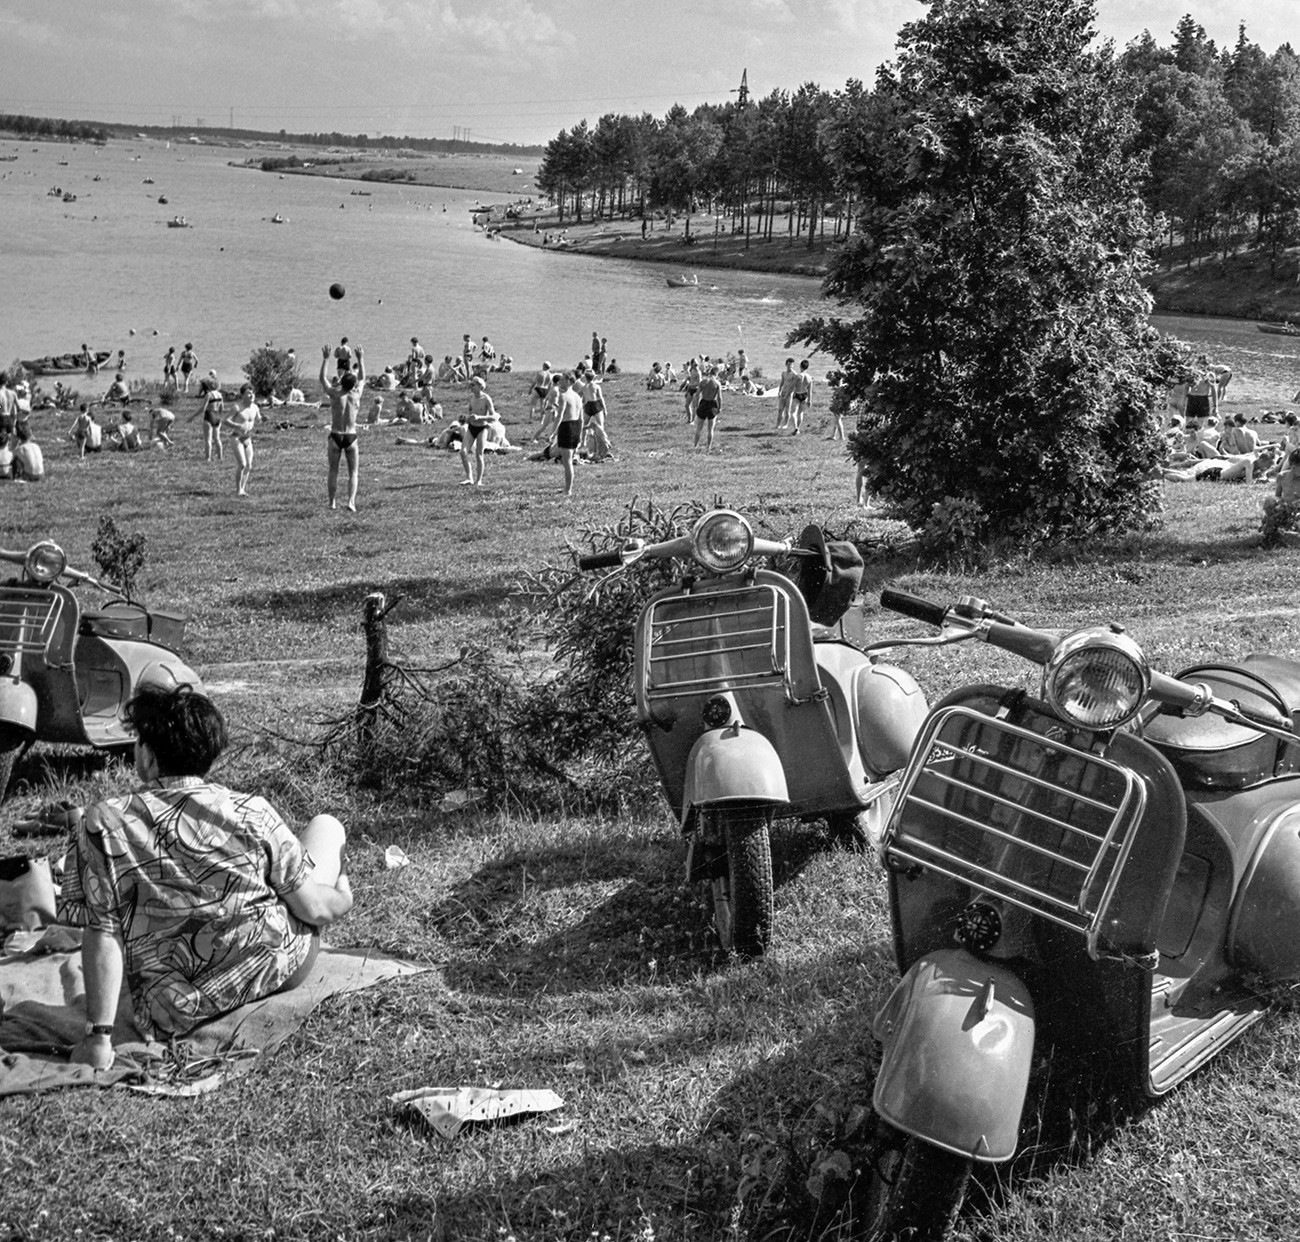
[{"left": 390, "top": 1086, "right": 564, "bottom": 1139}]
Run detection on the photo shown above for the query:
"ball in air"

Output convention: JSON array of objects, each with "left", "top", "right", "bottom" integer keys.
[{"left": 329, "top": 283, "right": 345, "bottom": 301}]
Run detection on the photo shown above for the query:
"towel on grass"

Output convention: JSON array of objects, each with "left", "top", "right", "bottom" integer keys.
[{"left": 0, "top": 925, "right": 427, "bottom": 1097}]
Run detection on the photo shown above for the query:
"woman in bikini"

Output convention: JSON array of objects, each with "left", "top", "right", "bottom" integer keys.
[
  {"left": 461, "top": 376, "right": 499, "bottom": 487},
  {"left": 188, "top": 385, "right": 225, "bottom": 461},
  {"left": 222, "top": 384, "right": 261, "bottom": 496}
]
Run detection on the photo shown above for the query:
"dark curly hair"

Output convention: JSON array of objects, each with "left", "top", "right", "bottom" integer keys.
[{"left": 124, "top": 682, "right": 227, "bottom": 777}]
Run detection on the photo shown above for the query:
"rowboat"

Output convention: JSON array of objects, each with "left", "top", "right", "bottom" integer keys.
[
  {"left": 21, "top": 350, "right": 111, "bottom": 375},
  {"left": 1257, "top": 323, "right": 1300, "bottom": 337},
  {"left": 167, "top": 217, "right": 190, "bottom": 228},
  {"left": 666, "top": 275, "right": 699, "bottom": 287}
]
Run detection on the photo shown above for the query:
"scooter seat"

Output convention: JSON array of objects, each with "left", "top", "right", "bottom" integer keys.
[{"left": 79, "top": 606, "right": 188, "bottom": 653}]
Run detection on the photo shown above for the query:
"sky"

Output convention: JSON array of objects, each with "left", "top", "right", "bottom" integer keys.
[{"left": 1, "top": 0, "right": 1296, "bottom": 148}]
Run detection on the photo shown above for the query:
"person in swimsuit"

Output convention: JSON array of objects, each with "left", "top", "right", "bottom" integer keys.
[
  {"left": 775, "top": 358, "right": 797, "bottom": 430},
  {"left": 555, "top": 371, "right": 583, "bottom": 497},
  {"left": 683, "top": 357, "right": 702, "bottom": 423},
  {"left": 790, "top": 360, "right": 812, "bottom": 435},
  {"left": 188, "top": 384, "right": 225, "bottom": 461},
  {"left": 103, "top": 372, "right": 132, "bottom": 405},
  {"left": 223, "top": 384, "right": 261, "bottom": 496},
  {"left": 529, "top": 362, "right": 552, "bottom": 420},
  {"left": 461, "top": 376, "right": 499, "bottom": 487},
  {"left": 1184, "top": 356, "right": 1218, "bottom": 424},
  {"left": 693, "top": 367, "right": 723, "bottom": 450},
  {"left": 178, "top": 343, "right": 197, "bottom": 393},
  {"left": 578, "top": 370, "right": 613, "bottom": 461},
  {"left": 162, "top": 347, "right": 177, "bottom": 389},
  {"left": 70, "top": 404, "right": 103, "bottom": 457},
  {"left": 531, "top": 374, "right": 562, "bottom": 445},
  {"left": 149, "top": 406, "right": 175, "bottom": 448},
  {"left": 320, "top": 343, "right": 365, "bottom": 511}
]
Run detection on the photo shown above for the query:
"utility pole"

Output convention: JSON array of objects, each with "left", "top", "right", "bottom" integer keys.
[{"left": 731, "top": 69, "right": 749, "bottom": 107}]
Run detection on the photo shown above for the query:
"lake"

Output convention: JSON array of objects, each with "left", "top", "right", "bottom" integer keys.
[{"left": 2, "top": 137, "right": 1299, "bottom": 403}]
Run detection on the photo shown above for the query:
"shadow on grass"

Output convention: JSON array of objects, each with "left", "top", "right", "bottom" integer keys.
[
  {"left": 429, "top": 816, "right": 838, "bottom": 997},
  {"left": 229, "top": 575, "right": 516, "bottom": 625}
]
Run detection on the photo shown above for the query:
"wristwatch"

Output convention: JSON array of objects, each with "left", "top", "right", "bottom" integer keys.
[{"left": 84, "top": 1023, "right": 115, "bottom": 1038}]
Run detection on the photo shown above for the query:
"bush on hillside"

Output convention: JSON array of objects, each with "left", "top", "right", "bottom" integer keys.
[{"left": 242, "top": 346, "right": 300, "bottom": 401}]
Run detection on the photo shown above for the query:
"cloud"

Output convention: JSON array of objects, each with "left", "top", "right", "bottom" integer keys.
[{"left": 0, "top": 11, "right": 59, "bottom": 46}]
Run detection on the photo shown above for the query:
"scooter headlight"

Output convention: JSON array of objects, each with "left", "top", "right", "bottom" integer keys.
[
  {"left": 24, "top": 541, "right": 67, "bottom": 585},
  {"left": 1042, "top": 629, "right": 1150, "bottom": 731},
  {"left": 692, "top": 511, "right": 754, "bottom": 573}
]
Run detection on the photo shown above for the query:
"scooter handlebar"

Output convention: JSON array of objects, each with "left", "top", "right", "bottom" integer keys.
[
  {"left": 880, "top": 588, "right": 949, "bottom": 628},
  {"left": 577, "top": 550, "right": 625, "bottom": 571}
]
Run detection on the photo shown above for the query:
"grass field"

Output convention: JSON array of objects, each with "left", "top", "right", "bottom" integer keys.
[{"left": 3, "top": 369, "right": 1300, "bottom": 1241}]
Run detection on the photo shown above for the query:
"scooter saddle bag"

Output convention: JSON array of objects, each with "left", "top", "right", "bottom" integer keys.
[
  {"left": 80, "top": 606, "right": 187, "bottom": 653},
  {"left": 1143, "top": 655, "right": 1300, "bottom": 790}
]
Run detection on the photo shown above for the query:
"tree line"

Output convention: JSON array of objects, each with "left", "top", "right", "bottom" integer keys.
[
  {"left": 0, "top": 114, "right": 109, "bottom": 143},
  {"left": 535, "top": 14, "right": 1300, "bottom": 270}
]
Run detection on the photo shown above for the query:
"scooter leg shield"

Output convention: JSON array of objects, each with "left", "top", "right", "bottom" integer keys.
[
  {"left": 872, "top": 948, "right": 1035, "bottom": 1163},
  {"left": 0, "top": 679, "right": 38, "bottom": 732},
  {"left": 680, "top": 725, "right": 789, "bottom": 824}
]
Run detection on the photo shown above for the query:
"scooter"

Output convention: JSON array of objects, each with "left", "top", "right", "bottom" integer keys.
[
  {"left": 576, "top": 510, "right": 928, "bottom": 956},
  {"left": 0, "top": 540, "right": 203, "bottom": 800},
  {"left": 854, "top": 587, "right": 1300, "bottom": 1241}
]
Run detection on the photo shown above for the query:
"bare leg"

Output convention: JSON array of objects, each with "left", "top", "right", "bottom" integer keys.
[
  {"left": 327, "top": 437, "right": 342, "bottom": 507},
  {"left": 560, "top": 446, "right": 575, "bottom": 496},
  {"left": 343, "top": 442, "right": 359, "bottom": 510},
  {"left": 471, "top": 434, "right": 487, "bottom": 484},
  {"left": 213, "top": 427, "right": 223, "bottom": 461}
]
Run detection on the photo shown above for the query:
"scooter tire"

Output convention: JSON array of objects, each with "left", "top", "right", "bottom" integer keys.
[
  {"left": 708, "top": 807, "right": 774, "bottom": 958},
  {"left": 860, "top": 1121, "right": 972, "bottom": 1242},
  {"left": 0, "top": 724, "right": 32, "bottom": 803}
]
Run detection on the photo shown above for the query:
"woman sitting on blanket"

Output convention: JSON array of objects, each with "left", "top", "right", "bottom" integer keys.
[{"left": 58, "top": 683, "right": 353, "bottom": 1069}]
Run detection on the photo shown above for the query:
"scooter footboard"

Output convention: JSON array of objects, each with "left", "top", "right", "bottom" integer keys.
[{"left": 872, "top": 948, "right": 1035, "bottom": 1162}]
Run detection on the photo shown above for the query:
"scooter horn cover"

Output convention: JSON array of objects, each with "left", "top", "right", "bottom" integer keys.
[{"left": 794, "top": 525, "right": 864, "bottom": 627}]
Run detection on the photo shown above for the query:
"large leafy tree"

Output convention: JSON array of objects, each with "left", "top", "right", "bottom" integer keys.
[{"left": 794, "top": 0, "right": 1178, "bottom": 551}]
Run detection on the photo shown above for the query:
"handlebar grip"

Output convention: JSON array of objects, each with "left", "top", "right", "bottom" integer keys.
[
  {"left": 880, "top": 588, "right": 948, "bottom": 628},
  {"left": 577, "top": 551, "right": 624, "bottom": 571}
]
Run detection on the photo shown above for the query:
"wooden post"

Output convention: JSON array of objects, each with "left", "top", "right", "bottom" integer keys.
[{"left": 358, "top": 591, "right": 388, "bottom": 745}]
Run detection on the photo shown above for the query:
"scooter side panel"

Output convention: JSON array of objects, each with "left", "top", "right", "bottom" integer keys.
[{"left": 872, "top": 948, "right": 1035, "bottom": 1162}]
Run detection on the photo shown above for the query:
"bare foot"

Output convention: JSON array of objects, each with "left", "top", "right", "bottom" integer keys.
[{"left": 346, "top": 502, "right": 356, "bottom": 512}]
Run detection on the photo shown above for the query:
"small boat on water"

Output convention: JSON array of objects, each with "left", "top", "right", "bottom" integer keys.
[
  {"left": 666, "top": 274, "right": 699, "bottom": 287},
  {"left": 21, "top": 350, "right": 111, "bottom": 376},
  {"left": 158, "top": 194, "right": 168, "bottom": 204},
  {"left": 1257, "top": 322, "right": 1300, "bottom": 337},
  {"left": 142, "top": 177, "right": 154, "bottom": 184},
  {"left": 167, "top": 216, "right": 190, "bottom": 228},
  {"left": 61, "top": 192, "right": 77, "bottom": 202},
  {"left": 270, "top": 213, "right": 286, "bottom": 224}
]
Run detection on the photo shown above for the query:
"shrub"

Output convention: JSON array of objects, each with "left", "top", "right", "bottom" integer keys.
[
  {"left": 90, "top": 515, "right": 147, "bottom": 600},
  {"left": 242, "top": 346, "right": 300, "bottom": 401}
]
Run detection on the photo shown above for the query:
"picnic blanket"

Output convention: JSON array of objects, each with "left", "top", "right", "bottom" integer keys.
[{"left": 0, "top": 925, "right": 427, "bottom": 1097}]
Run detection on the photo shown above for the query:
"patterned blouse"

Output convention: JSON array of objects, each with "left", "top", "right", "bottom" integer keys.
[{"left": 58, "top": 777, "right": 314, "bottom": 1036}]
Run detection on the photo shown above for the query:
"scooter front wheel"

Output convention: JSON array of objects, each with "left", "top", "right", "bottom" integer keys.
[
  {"left": 706, "top": 807, "right": 774, "bottom": 958},
  {"left": 861, "top": 1121, "right": 972, "bottom": 1242}
]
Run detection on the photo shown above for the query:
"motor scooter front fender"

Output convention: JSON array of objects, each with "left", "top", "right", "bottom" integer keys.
[
  {"left": 680, "top": 724, "right": 789, "bottom": 825},
  {"left": 873, "top": 947, "right": 1035, "bottom": 1163},
  {"left": 0, "top": 678, "right": 38, "bottom": 732}
]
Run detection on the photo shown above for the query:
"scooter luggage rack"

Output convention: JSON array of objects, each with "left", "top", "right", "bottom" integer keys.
[
  {"left": 886, "top": 706, "right": 1145, "bottom": 955},
  {"left": 0, "top": 590, "right": 63, "bottom": 656},
  {"left": 645, "top": 584, "right": 792, "bottom": 700}
]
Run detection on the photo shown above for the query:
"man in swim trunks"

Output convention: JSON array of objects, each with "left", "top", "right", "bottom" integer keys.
[
  {"left": 789, "top": 360, "right": 812, "bottom": 435},
  {"left": 103, "top": 372, "right": 132, "bottom": 405},
  {"left": 223, "top": 383, "right": 261, "bottom": 497},
  {"left": 0, "top": 374, "right": 16, "bottom": 439},
  {"left": 532, "top": 374, "right": 563, "bottom": 445},
  {"left": 178, "top": 344, "right": 197, "bottom": 393},
  {"left": 334, "top": 338, "right": 355, "bottom": 375},
  {"left": 555, "top": 372, "right": 583, "bottom": 497},
  {"left": 693, "top": 366, "right": 723, "bottom": 451},
  {"left": 461, "top": 335, "right": 476, "bottom": 380},
  {"left": 529, "top": 362, "right": 552, "bottom": 420},
  {"left": 320, "top": 343, "right": 365, "bottom": 511},
  {"left": 1184, "top": 356, "right": 1217, "bottom": 423},
  {"left": 776, "top": 358, "right": 797, "bottom": 430},
  {"left": 461, "top": 376, "right": 499, "bottom": 487},
  {"left": 578, "top": 370, "right": 613, "bottom": 461},
  {"left": 162, "top": 347, "right": 177, "bottom": 389}
]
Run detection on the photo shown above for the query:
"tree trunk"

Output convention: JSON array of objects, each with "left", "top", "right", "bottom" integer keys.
[{"left": 358, "top": 591, "right": 389, "bottom": 747}]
